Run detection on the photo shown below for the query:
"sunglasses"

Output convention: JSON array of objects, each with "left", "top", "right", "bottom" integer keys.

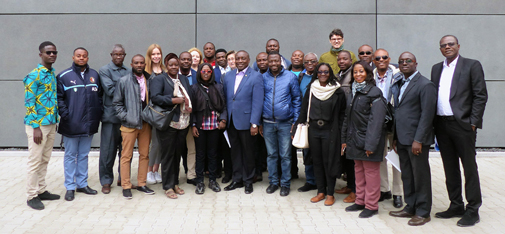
[
  {"left": 45, "top": 51, "right": 58, "bottom": 55},
  {"left": 318, "top": 70, "right": 330, "bottom": 75},
  {"left": 440, "top": 42, "right": 457, "bottom": 48},
  {"left": 398, "top": 59, "right": 414, "bottom": 64},
  {"left": 375, "top": 55, "right": 389, "bottom": 61},
  {"left": 304, "top": 60, "right": 318, "bottom": 65},
  {"left": 359, "top": 51, "right": 372, "bottom": 56},
  {"left": 200, "top": 70, "right": 212, "bottom": 74}
]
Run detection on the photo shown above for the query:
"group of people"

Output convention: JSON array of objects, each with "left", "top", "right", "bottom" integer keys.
[{"left": 24, "top": 28, "right": 487, "bottom": 228}]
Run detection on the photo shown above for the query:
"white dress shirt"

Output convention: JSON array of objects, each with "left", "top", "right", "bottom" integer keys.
[{"left": 437, "top": 56, "right": 459, "bottom": 116}]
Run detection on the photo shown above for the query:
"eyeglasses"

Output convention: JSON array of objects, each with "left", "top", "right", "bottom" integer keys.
[
  {"left": 330, "top": 37, "right": 343, "bottom": 42},
  {"left": 359, "top": 51, "right": 372, "bottom": 56},
  {"left": 440, "top": 42, "right": 457, "bottom": 48},
  {"left": 45, "top": 51, "right": 58, "bottom": 55},
  {"left": 111, "top": 53, "right": 126, "bottom": 57},
  {"left": 201, "top": 70, "right": 212, "bottom": 74},
  {"left": 375, "top": 55, "right": 389, "bottom": 61},
  {"left": 398, "top": 59, "right": 414, "bottom": 64},
  {"left": 318, "top": 70, "right": 330, "bottom": 75},
  {"left": 304, "top": 60, "right": 318, "bottom": 65}
]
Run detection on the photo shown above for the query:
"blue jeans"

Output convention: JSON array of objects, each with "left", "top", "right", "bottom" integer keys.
[
  {"left": 263, "top": 120, "right": 292, "bottom": 188},
  {"left": 63, "top": 135, "right": 93, "bottom": 190},
  {"left": 302, "top": 148, "right": 316, "bottom": 185}
]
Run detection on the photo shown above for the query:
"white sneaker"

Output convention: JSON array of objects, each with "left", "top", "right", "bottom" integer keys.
[
  {"left": 154, "top": 171, "right": 162, "bottom": 183},
  {"left": 146, "top": 171, "right": 156, "bottom": 184}
]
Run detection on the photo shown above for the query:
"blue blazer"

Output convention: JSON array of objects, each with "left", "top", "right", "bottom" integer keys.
[{"left": 222, "top": 67, "right": 264, "bottom": 130}]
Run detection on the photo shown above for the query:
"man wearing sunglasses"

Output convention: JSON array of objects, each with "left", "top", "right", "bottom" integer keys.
[
  {"left": 319, "top": 28, "right": 357, "bottom": 74},
  {"left": 358, "top": 45, "right": 374, "bottom": 69},
  {"left": 372, "top": 49, "right": 404, "bottom": 208},
  {"left": 24, "top": 41, "right": 61, "bottom": 210},
  {"left": 431, "top": 35, "right": 488, "bottom": 227}
]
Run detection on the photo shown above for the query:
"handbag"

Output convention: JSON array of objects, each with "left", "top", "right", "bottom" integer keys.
[
  {"left": 141, "top": 74, "right": 178, "bottom": 131},
  {"left": 292, "top": 91, "right": 312, "bottom": 149}
]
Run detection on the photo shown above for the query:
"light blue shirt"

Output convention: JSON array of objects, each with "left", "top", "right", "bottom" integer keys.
[
  {"left": 399, "top": 71, "right": 419, "bottom": 102},
  {"left": 375, "top": 68, "right": 393, "bottom": 101}
]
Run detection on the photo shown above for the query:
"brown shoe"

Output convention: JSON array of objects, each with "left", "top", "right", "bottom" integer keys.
[
  {"left": 117, "top": 179, "right": 121, "bottom": 187},
  {"left": 408, "top": 215, "right": 431, "bottom": 226},
  {"left": 389, "top": 209, "right": 415, "bottom": 218},
  {"left": 310, "top": 193, "right": 325, "bottom": 203},
  {"left": 101, "top": 184, "right": 111, "bottom": 194},
  {"left": 324, "top": 195, "right": 335, "bottom": 206},
  {"left": 343, "top": 192, "right": 356, "bottom": 203},
  {"left": 335, "top": 186, "right": 352, "bottom": 194}
]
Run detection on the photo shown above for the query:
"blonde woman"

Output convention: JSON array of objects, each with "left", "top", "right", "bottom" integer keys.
[
  {"left": 146, "top": 44, "right": 167, "bottom": 185},
  {"left": 189, "top": 47, "right": 203, "bottom": 72}
]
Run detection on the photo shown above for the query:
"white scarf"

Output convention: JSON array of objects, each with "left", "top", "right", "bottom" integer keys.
[{"left": 310, "top": 79, "right": 340, "bottom": 101}]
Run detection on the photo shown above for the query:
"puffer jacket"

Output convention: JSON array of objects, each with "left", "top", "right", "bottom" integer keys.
[
  {"left": 113, "top": 71, "right": 151, "bottom": 129},
  {"left": 57, "top": 63, "right": 103, "bottom": 137},
  {"left": 341, "top": 84, "right": 387, "bottom": 162},
  {"left": 262, "top": 67, "right": 301, "bottom": 122}
]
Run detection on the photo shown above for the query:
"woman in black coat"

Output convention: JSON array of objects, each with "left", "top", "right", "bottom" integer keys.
[
  {"left": 191, "top": 63, "right": 227, "bottom": 194},
  {"left": 150, "top": 53, "right": 193, "bottom": 199},
  {"left": 294, "top": 63, "right": 347, "bottom": 206},
  {"left": 341, "top": 60, "right": 387, "bottom": 218}
]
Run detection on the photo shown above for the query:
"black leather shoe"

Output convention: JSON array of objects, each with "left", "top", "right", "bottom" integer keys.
[
  {"left": 137, "top": 186, "right": 155, "bottom": 195},
  {"left": 187, "top": 179, "right": 197, "bottom": 186},
  {"left": 195, "top": 182, "right": 205, "bottom": 195},
  {"left": 457, "top": 211, "right": 480, "bottom": 227},
  {"left": 379, "top": 191, "right": 392, "bottom": 202},
  {"left": 222, "top": 176, "right": 232, "bottom": 184},
  {"left": 38, "top": 191, "right": 60, "bottom": 200},
  {"left": 209, "top": 180, "right": 221, "bottom": 192},
  {"left": 266, "top": 184, "right": 279, "bottom": 194},
  {"left": 244, "top": 184, "right": 253, "bottom": 194},
  {"left": 253, "top": 175, "right": 263, "bottom": 183},
  {"left": 297, "top": 183, "right": 317, "bottom": 192},
  {"left": 359, "top": 208, "right": 378, "bottom": 218},
  {"left": 123, "top": 189, "right": 132, "bottom": 199},
  {"left": 65, "top": 190, "right": 75, "bottom": 201},
  {"left": 76, "top": 186, "right": 97, "bottom": 195},
  {"left": 224, "top": 181, "right": 244, "bottom": 191},
  {"left": 27, "top": 197, "right": 44, "bottom": 210},
  {"left": 345, "top": 203, "right": 365, "bottom": 212},
  {"left": 280, "top": 186, "right": 290, "bottom": 197},
  {"left": 435, "top": 207, "right": 465, "bottom": 219},
  {"left": 393, "top": 195, "right": 403, "bottom": 208}
]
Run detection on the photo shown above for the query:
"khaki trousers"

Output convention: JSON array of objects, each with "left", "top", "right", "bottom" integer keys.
[
  {"left": 380, "top": 133, "right": 403, "bottom": 195},
  {"left": 120, "top": 122, "right": 151, "bottom": 189},
  {"left": 26, "top": 124, "right": 56, "bottom": 200},
  {"left": 186, "top": 130, "right": 196, "bottom": 179}
]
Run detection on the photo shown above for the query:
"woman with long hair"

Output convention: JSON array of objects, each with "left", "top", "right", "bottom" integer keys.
[
  {"left": 145, "top": 44, "right": 167, "bottom": 185},
  {"left": 342, "top": 60, "right": 387, "bottom": 218},
  {"left": 150, "top": 53, "right": 193, "bottom": 199},
  {"left": 191, "top": 63, "right": 227, "bottom": 194},
  {"left": 293, "top": 62, "right": 346, "bottom": 206}
]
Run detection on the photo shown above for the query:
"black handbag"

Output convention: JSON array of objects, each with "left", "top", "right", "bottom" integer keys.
[{"left": 142, "top": 101, "right": 177, "bottom": 131}]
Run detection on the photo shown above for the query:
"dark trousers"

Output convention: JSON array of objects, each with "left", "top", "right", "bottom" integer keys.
[
  {"left": 217, "top": 129, "right": 232, "bottom": 178},
  {"left": 309, "top": 126, "right": 336, "bottom": 196},
  {"left": 397, "top": 143, "right": 432, "bottom": 218},
  {"left": 228, "top": 120, "right": 256, "bottom": 185},
  {"left": 435, "top": 118, "right": 482, "bottom": 212},
  {"left": 157, "top": 127, "right": 189, "bottom": 190},
  {"left": 342, "top": 155, "right": 356, "bottom": 192},
  {"left": 99, "top": 123, "right": 122, "bottom": 185},
  {"left": 255, "top": 134, "right": 267, "bottom": 176},
  {"left": 195, "top": 129, "right": 219, "bottom": 183}
]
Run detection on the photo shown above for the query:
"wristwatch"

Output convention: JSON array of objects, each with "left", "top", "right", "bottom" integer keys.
[{"left": 252, "top": 124, "right": 258, "bottom": 128}]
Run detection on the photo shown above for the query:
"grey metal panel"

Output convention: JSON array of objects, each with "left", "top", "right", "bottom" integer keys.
[
  {"left": 197, "top": 0, "right": 376, "bottom": 13},
  {"left": 0, "top": 14, "right": 196, "bottom": 81},
  {"left": 0, "top": 0, "right": 195, "bottom": 14},
  {"left": 477, "top": 81, "right": 505, "bottom": 147},
  {"left": 377, "top": 0, "right": 505, "bottom": 14},
  {"left": 376, "top": 15, "right": 504, "bottom": 81},
  {"left": 196, "top": 14, "right": 376, "bottom": 64}
]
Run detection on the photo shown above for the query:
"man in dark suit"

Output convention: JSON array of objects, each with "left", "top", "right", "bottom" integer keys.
[
  {"left": 222, "top": 50, "right": 264, "bottom": 194},
  {"left": 389, "top": 52, "right": 437, "bottom": 226},
  {"left": 431, "top": 35, "right": 488, "bottom": 227}
]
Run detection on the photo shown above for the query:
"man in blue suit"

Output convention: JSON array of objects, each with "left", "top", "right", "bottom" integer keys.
[{"left": 222, "top": 50, "right": 264, "bottom": 194}]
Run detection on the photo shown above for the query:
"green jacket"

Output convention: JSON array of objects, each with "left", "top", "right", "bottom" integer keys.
[{"left": 319, "top": 49, "right": 358, "bottom": 75}]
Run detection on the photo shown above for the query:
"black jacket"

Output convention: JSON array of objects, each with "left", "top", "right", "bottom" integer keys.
[
  {"left": 113, "top": 71, "right": 151, "bottom": 129},
  {"left": 99, "top": 61, "right": 130, "bottom": 124},
  {"left": 149, "top": 73, "right": 193, "bottom": 124},
  {"left": 191, "top": 82, "right": 227, "bottom": 129},
  {"left": 57, "top": 63, "right": 103, "bottom": 137},
  {"left": 342, "top": 84, "right": 386, "bottom": 162}
]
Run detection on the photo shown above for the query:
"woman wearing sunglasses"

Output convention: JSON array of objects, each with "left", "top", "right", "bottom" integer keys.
[
  {"left": 190, "top": 63, "right": 227, "bottom": 194},
  {"left": 341, "top": 60, "right": 387, "bottom": 218},
  {"left": 293, "top": 62, "right": 346, "bottom": 206}
]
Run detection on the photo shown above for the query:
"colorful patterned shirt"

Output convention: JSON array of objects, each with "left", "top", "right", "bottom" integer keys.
[{"left": 23, "top": 64, "right": 59, "bottom": 128}]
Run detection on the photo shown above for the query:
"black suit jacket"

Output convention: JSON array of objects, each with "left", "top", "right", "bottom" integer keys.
[
  {"left": 392, "top": 72, "right": 437, "bottom": 146},
  {"left": 431, "top": 56, "right": 488, "bottom": 130}
]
